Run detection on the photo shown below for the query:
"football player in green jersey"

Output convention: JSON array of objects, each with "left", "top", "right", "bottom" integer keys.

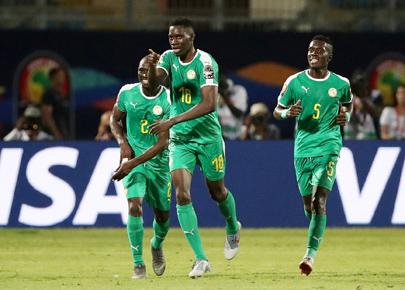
[
  {"left": 273, "top": 35, "right": 353, "bottom": 276},
  {"left": 146, "top": 18, "right": 241, "bottom": 278},
  {"left": 110, "top": 56, "right": 171, "bottom": 279}
]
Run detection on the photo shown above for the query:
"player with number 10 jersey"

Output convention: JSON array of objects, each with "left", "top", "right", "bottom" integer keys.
[{"left": 158, "top": 49, "right": 222, "bottom": 144}]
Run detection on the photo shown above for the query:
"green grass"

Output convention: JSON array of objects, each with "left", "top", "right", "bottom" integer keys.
[{"left": 0, "top": 228, "right": 404, "bottom": 290}]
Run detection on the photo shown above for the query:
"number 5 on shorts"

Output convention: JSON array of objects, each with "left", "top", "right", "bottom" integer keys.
[{"left": 327, "top": 160, "right": 335, "bottom": 176}]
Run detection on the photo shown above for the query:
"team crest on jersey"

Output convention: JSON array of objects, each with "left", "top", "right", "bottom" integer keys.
[
  {"left": 153, "top": 105, "right": 163, "bottom": 115},
  {"left": 187, "top": 69, "right": 196, "bottom": 80},
  {"left": 328, "top": 88, "right": 337, "bottom": 97}
]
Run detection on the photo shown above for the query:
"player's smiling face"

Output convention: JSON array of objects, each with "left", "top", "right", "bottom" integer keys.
[
  {"left": 168, "top": 25, "right": 194, "bottom": 57},
  {"left": 138, "top": 59, "right": 150, "bottom": 88},
  {"left": 307, "top": 40, "right": 332, "bottom": 69}
]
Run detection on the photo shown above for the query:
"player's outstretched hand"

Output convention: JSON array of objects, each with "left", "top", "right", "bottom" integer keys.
[
  {"left": 112, "top": 159, "right": 132, "bottom": 181},
  {"left": 336, "top": 106, "right": 348, "bottom": 125},
  {"left": 149, "top": 119, "right": 174, "bottom": 135},
  {"left": 147, "top": 49, "right": 160, "bottom": 66},
  {"left": 289, "top": 99, "right": 302, "bottom": 118}
]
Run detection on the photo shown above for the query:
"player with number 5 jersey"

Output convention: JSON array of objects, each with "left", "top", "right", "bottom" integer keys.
[
  {"left": 147, "top": 18, "right": 241, "bottom": 278},
  {"left": 274, "top": 35, "right": 353, "bottom": 276}
]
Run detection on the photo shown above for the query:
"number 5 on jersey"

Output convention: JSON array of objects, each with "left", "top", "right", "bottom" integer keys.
[{"left": 313, "top": 103, "right": 321, "bottom": 119}]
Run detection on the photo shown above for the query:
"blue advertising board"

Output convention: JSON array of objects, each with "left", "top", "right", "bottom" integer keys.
[{"left": 0, "top": 141, "right": 404, "bottom": 227}]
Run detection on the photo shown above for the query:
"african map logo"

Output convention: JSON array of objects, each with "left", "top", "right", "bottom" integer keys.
[
  {"left": 14, "top": 51, "right": 70, "bottom": 106},
  {"left": 367, "top": 53, "right": 405, "bottom": 106}
]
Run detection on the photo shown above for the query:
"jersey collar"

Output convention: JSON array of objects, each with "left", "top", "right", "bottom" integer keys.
[
  {"left": 305, "top": 69, "right": 330, "bottom": 82},
  {"left": 139, "top": 84, "right": 163, "bottom": 99},
  {"left": 178, "top": 49, "right": 200, "bottom": 66}
]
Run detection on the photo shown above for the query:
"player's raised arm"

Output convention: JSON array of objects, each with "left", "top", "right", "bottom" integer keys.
[
  {"left": 147, "top": 49, "right": 169, "bottom": 89},
  {"left": 110, "top": 103, "right": 133, "bottom": 165}
]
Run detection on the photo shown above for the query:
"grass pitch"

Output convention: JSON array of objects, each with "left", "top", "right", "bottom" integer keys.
[{"left": 0, "top": 227, "right": 404, "bottom": 290}]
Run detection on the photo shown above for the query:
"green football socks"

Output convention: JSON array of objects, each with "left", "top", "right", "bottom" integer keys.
[
  {"left": 177, "top": 203, "right": 208, "bottom": 261},
  {"left": 127, "top": 215, "right": 144, "bottom": 266},
  {"left": 218, "top": 191, "right": 239, "bottom": 235},
  {"left": 151, "top": 218, "right": 170, "bottom": 249},
  {"left": 305, "top": 214, "right": 327, "bottom": 258}
]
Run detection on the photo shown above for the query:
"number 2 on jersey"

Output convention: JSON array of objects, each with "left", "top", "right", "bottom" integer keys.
[
  {"left": 141, "top": 119, "right": 149, "bottom": 134},
  {"left": 179, "top": 87, "right": 192, "bottom": 104},
  {"left": 312, "top": 103, "right": 321, "bottom": 119}
]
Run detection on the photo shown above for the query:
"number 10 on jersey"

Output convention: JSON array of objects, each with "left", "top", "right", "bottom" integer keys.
[{"left": 179, "top": 87, "right": 192, "bottom": 104}]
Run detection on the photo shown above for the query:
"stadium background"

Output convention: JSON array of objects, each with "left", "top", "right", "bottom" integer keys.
[{"left": 0, "top": 0, "right": 404, "bottom": 228}]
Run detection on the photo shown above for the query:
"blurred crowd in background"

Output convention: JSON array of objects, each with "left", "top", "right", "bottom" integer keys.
[
  {"left": 3, "top": 68, "right": 405, "bottom": 142},
  {"left": 1, "top": 0, "right": 405, "bottom": 142}
]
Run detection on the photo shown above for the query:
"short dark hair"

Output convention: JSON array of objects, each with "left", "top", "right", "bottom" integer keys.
[
  {"left": 170, "top": 18, "right": 194, "bottom": 30},
  {"left": 311, "top": 34, "right": 333, "bottom": 47}
]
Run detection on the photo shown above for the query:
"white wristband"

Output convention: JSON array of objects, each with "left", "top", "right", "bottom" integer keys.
[
  {"left": 345, "top": 112, "right": 351, "bottom": 123},
  {"left": 280, "top": 109, "right": 289, "bottom": 119},
  {"left": 121, "top": 158, "right": 129, "bottom": 164}
]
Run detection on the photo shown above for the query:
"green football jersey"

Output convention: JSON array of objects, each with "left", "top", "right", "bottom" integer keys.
[
  {"left": 278, "top": 70, "right": 352, "bottom": 157},
  {"left": 157, "top": 49, "right": 222, "bottom": 144},
  {"left": 116, "top": 83, "right": 170, "bottom": 170}
]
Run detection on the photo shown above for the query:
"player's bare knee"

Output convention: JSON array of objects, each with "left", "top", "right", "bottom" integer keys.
[
  {"left": 312, "top": 198, "right": 326, "bottom": 215},
  {"left": 128, "top": 200, "right": 143, "bottom": 217},
  {"left": 154, "top": 211, "right": 169, "bottom": 224},
  {"left": 155, "top": 216, "right": 168, "bottom": 224},
  {"left": 176, "top": 191, "right": 192, "bottom": 205},
  {"left": 207, "top": 184, "right": 227, "bottom": 202},
  {"left": 209, "top": 189, "right": 227, "bottom": 202}
]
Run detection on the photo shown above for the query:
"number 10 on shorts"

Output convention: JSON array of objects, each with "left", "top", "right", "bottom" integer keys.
[{"left": 212, "top": 154, "right": 224, "bottom": 172}]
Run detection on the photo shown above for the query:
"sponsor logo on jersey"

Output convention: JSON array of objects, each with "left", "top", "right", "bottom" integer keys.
[
  {"left": 328, "top": 88, "right": 337, "bottom": 97},
  {"left": 187, "top": 69, "right": 196, "bottom": 80},
  {"left": 173, "top": 64, "right": 179, "bottom": 72},
  {"left": 301, "top": 86, "right": 310, "bottom": 93},
  {"left": 153, "top": 105, "right": 163, "bottom": 115},
  {"left": 203, "top": 65, "right": 214, "bottom": 80}
]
